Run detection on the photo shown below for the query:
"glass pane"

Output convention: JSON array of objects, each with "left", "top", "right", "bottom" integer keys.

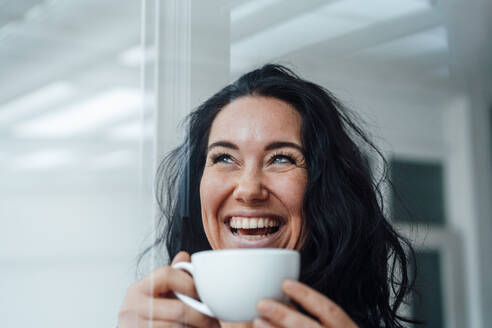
[
  {"left": 390, "top": 159, "right": 445, "bottom": 225},
  {"left": 0, "top": 1, "right": 148, "bottom": 327},
  {"left": 413, "top": 250, "right": 445, "bottom": 328}
]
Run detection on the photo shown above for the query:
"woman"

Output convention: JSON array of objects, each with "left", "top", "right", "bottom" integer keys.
[{"left": 118, "top": 64, "right": 417, "bottom": 328}]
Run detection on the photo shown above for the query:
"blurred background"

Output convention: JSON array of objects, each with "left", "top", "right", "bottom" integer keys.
[{"left": 0, "top": 0, "right": 490, "bottom": 327}]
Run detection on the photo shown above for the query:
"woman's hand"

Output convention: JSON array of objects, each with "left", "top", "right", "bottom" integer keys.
[
  {"left": 118, "top": 251, "right": 220, "bottom": 328},
  {"left": 253, "top": 280, "right": 358, "bottom": 328}
]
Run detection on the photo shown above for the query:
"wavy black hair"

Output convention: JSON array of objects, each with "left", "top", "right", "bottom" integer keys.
[{"left": 143, "top": 64, "right": 417, "bottom": 327}]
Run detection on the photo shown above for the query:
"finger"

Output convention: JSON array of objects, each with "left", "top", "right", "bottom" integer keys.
[
  {"left": 257, "top": 299, "right": 321, "bottom": 328},
  {"left": 137, "top": 266, "right": 199, "bottom": 299},
  {"left": 141, "top": 320, "right": 194, "bottom": 328},
  {"left": 140, "top": 297, "right": 220, "bottom": 328},
  {"left": 118, "top": 313, "right": 186, "bottom": 328},
  {"left": 152, "top": 266, "right": 198, "bottom": 298},
  {"left": 171, "top": 251, "right": 191, "bottom": 265},
  {"left": 282, "top": 280, "right": 357, "bottom": 328},
  {"left": 253, "top": 317, "right": 282, "bottom": 328},
  {"left": 118, "top": 307, "right": 141, "bottom": 328}
]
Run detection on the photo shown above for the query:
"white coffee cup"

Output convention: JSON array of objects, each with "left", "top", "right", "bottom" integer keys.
[{"left": 172, "top": 248, "right": 300, "bottom": 322}]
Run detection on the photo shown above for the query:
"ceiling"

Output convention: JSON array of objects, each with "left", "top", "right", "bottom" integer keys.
[
  {"left": 231, "top": 0, "right": 448, "bottom": 81},
  {"left": 0, "top": 0, "right": 487, "bottom": 190}
]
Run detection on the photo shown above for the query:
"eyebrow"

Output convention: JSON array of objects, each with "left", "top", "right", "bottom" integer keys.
[
  {"left": 207, "top": 141, "right": 238, "bottom": 152},
  {"left": 207, "top": 140, "right": 303, "bottom": 153},
  {"left": 264, "top": 141, "right": 303, "bottom": 152}
]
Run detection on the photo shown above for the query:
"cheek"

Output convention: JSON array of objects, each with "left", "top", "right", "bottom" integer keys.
[
  {"left": 268, "top": 172, "right": 306, "bottom": 249},
  {"left": 199, "top": 170, "right": 230, "bottom": 218},
  {"left": 270, "top": 172, "right": 307, "bottom": 213}
]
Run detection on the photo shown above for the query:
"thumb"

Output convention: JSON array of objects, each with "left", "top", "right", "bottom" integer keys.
[{"left": 171, "top": 251, "right": 191, "bottom": 265}]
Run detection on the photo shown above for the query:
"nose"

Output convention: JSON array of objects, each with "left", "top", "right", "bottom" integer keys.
[{"left": 233, "top": 167, "right": 268, "bottom": 203}]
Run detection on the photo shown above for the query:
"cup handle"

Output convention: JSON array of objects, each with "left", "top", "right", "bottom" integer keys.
[{"left": 171, "top": 262, "right": 216, "bottom": 318}]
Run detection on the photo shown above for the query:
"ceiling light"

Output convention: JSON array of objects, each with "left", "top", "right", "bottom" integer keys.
[
  {"left": 107, "top": 121, "right": 153, "bottom": 140},
  {"left": 322, "top": 0, "right": 430, "bottom": 22},
  {"left": 118, "top": 45, "right": 155, "bottom": 67},
  {"left": 12, "top": 149, "right": 73, "bottom": 170},
  {"left": 354, "top": 26, "right": 448, "bottom": 58},
  {"left": 90, "top": 150, "right": 135, "bottom": 169},
  {"left": 14, "top": 88, "right": 141, "bottom": 138},
  {"left": 231, "top": 0, "right": 283, "bottom": 22},
  {"left": 0, "top": 82, "right": 75, "bottom": 125}
]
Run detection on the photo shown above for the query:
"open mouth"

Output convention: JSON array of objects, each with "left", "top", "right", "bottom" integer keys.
[{"left": 226, "top": 216, "right": 281, "bottom": 240}]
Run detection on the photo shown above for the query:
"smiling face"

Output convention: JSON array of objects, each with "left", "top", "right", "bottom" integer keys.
[{"left": 199, "top": 96, "right": 307, "bottom": 250}]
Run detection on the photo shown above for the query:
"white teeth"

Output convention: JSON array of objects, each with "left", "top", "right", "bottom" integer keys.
[
  {"left": 241, "top": 235, "right": 267, "bottom": 240},
  {"left": 229, "top": 216, "right": 280, "bottom": 229}
]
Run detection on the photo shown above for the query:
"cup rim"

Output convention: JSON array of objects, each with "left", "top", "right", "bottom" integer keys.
[{"left": 191, "top": 248, "right": 299, "bottom": 258}]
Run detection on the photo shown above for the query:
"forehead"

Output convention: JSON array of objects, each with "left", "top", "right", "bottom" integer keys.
[{"left": 208, "top": 96, "right": 302, "bottom": 144}]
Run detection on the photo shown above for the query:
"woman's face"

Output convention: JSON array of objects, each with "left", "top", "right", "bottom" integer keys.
[{"left": 200, "top": 96, "right": 307, "bottom": 250}]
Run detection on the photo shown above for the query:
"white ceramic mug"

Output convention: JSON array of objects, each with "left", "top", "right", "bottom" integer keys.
[{"left": 172, "top": 248, "right": 300, "bottom": 322}]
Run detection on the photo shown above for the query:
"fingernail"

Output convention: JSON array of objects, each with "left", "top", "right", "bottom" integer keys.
[
  {"left": 258, "top": 300, "right": 274, "bottom": 315},
  {"left": 283, "top": 279, "right": 298, "bottom": 291},
  {"left": 253, "top": 318, "right": 270, "bottom": 328}
]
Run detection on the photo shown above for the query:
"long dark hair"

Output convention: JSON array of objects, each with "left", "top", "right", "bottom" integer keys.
[{"left": 143, "top": 64, "right": 417, "bottom": 327}]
